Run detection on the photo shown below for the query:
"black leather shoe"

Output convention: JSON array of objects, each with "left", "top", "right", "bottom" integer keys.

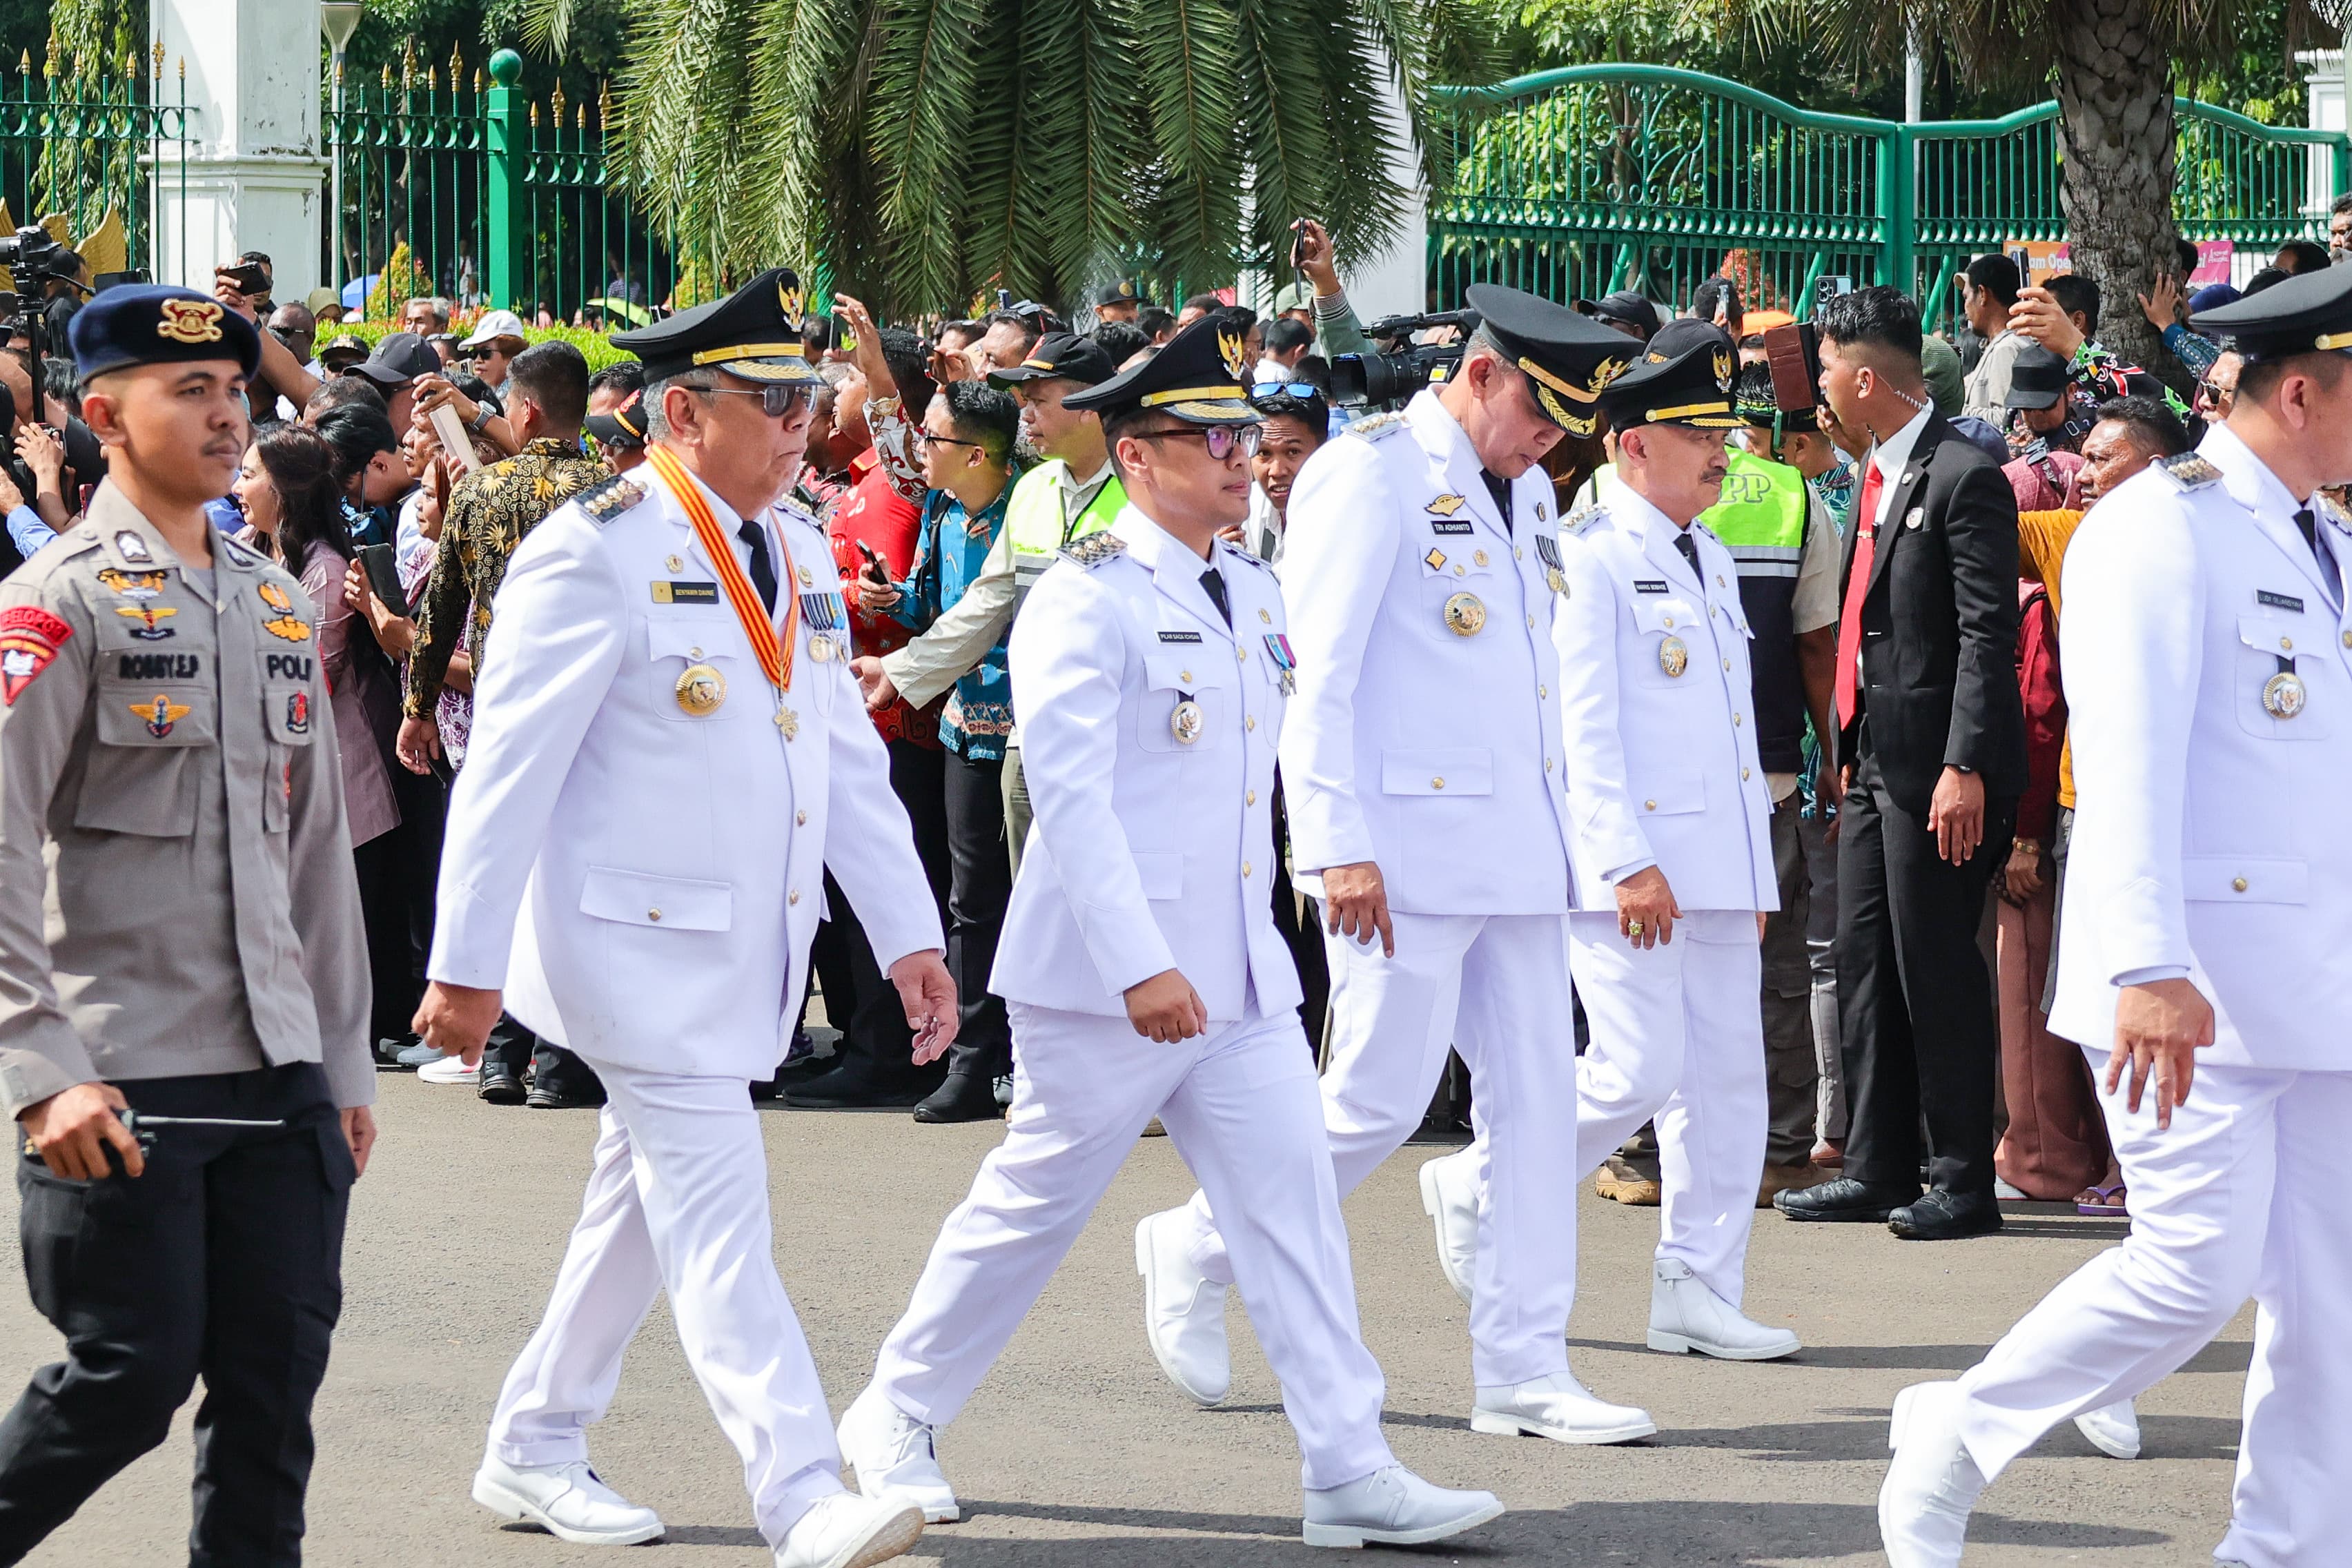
[
  {"left": 478, "top": 1067, "right": 527, "bottom": 1106},
  {"left": 525, "top": 1084, "right": 605, "bottom": 1110},
  {"left": 1889, "top": 1188, "right": 2004, "bottom": 1240},
  {"left": 787, "top": 1055, "right": 938, "bottom": 1110},
  {"left": 1774, "top": 1176, "right": 1917, "bottom": 1222},
  {"left": 913, "top": 1071, "right": 1004, "bottom": 1124}
]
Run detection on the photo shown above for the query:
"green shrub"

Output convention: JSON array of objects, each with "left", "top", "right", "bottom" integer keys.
[{"left": 320, "top": 317, "right": 638, "bottom": 372}]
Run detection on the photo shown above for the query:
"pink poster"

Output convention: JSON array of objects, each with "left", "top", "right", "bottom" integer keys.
[{"left": 2190, "top": 240, "right": 2233, "bottom": 284}]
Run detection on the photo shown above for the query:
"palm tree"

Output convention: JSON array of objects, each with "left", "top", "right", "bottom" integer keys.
[
  {"left": 1743, "top": 0, "right": 2342, "bottom": 375},
  {"left": 527, "top": 0, "right": 1490, "bottom": 317}
]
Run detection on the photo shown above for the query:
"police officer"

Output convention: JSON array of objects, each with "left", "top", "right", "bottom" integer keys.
[
  {"left": 411, "top": 270, "right": 954, "bottom": 1568},
  {"left": 1136, "top": 286, "right": 1659, "bottom": 1443},
  {"left": 0, "top": 286, "right": 373, "bottom": 1564},
  {"left": 834, "top": 317, "right": 1502, "bottom": 1551},
  {"left": 1879, "top": 264, "right": 2352, "bottom": 1568}
]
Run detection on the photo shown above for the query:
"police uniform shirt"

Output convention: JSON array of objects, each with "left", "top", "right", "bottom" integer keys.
[{"left": 0, "top": 485, "right": 372, "bottom": 1121}]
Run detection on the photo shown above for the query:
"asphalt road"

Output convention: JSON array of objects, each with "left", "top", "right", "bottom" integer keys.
[{"left": 4, "top": 1070, "right": 2249, "bottom": 1566}]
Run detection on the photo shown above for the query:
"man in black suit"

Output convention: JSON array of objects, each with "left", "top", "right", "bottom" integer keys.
[{"left": 1775, "top": 288, "right": 2026, "bottom": 1241}]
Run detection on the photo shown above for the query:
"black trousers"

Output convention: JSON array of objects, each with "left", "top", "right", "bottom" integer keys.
[
  {"left": 1836, "top": 748, "right": 2015, "bottom": 1197},
  {"left": 810, "top": 740, "right": 953, "bottom": 1086},
  {"left": 482, "top": 1014, "right": 603, "bottom": 1102},
  {"left": 940, "top": 747, "right": 1014, "bottom": 1082},
  {"left": 1268, "top": 776, "right": 1330, "bottom": 1057},
  {"left": 0, "top": 1064, "right": 352, "bottom": 1567}
]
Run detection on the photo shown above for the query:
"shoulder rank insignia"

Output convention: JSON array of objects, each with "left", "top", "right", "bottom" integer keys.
[
  {"left": 1060, "top": 532, "right": 1128, "bottom": 569},
  {"left": 2156, "top": 451, "right": 2222, "bottom": 491},
  {"left": 576, "top": 474, "right": 647, "bottom": 525},
  {"left": 1344, "top": 410, "right": 1409, "bottom": 442},
  {"left": 1218, "top": 538, "right": 1274, "bottom": 573},
  {"left": 1563, "top": 502, "right": 1605, "bottom": 536}
]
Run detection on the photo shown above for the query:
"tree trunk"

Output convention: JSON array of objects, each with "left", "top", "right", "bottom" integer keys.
[{"left": 2050, "top": 0, "right": 2184, "bottom": 386}]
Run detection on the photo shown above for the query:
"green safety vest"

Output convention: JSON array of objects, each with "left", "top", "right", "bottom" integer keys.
[{"left": 1006, "top": 459, "right": 1126, "bottom": 608}]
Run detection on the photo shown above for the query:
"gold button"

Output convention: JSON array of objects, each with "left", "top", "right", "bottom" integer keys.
[
  {"left": 1237, "top": 647, "right": 1247, "bottom": 662},
  {"left": 1644, "top": 798, "right": 1657, "bottom": 811},
  {"left": 1432, "top": 776, "right": 1446, "bottom": 790},
  {"left": 1717, "top": 574, "right": 1725, "bottom": 587},
  {"left": 690, "top": 646, "right": 703, "bottom": 659},
  {"left": 1474, "top": 549, "right": 1489, "bottom": 567},
  {"left": 1539, "top": 684, "right": 1549, "bottom": 698},
  {"left": 795, "top": 810, "right": 807, "bottom": 825},
  {"left": 648, "top": 907, "right": 663, "bottom": 921},
  {"left": 1663, "top": 616, "right": 1675, "bottom": 629},
  {"left": 1453, "top": 564, "right": 1465, "bottom": 578},
  {"left": 2280, "top": 637, "right": 2293, "bottom": 651},
  {"left": 665, "top": 554, "right": 684, "bottom": 573},
  {"left": 1723, "top": 658, "right": 1732, "bottom": 671},
  {"left": 1258, "top": 608, "right": 1271, "bottom": 623},
  {"left": 1742, "top": 767, "right": 1752, "bottom": 780},
  {"left": 787, "top": 890, "right": 801, "bottom": 906},
  {"left": 1242, "top": 861, "right": 1253, "bottom": 878},
  {"left": 1545, "top": 757, "right": 1554, "bottom": 772},
  {"left": 1246, "top": 790, "right": 1257, "bottom": 805},
  {"left": 1734, "top": 712, "right": 1743, "bottom": 726},
  {"left": 2233, "top": 876, "right": 2249, "bottom": 892},
  {"left": 1527, "top": 614, "right": 1536, "bottom": 629},
  {"left": 1181, "top": 669, "right": 1193, "bottom": 683},
  {"left": 1246, "top": 716, "right": 1257, "bottom": 731},
  {"left": 2342, "top": 630, "right": 2351, "bottom": 648},
  {"left": 1515, "top": 547, "right": 1524, "bottom": 560}
]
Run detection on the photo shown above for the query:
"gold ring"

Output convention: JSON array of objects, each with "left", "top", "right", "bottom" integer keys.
[{"left": 1627, "top": 919, "right": 1645, "bottom": 937}]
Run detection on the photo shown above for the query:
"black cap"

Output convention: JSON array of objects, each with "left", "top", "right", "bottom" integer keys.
[
  {"left": 1576, "top": 290, "right": 1661, "bottom": 340},
  {"left": 1467, "top": 284, "right": 1639, "bottom": 437},
  {"left": 1733, "top": 360, "right": 1817, "bottom": 432},
  {"left": 1094, "top": 279, "right": 1144, "bottom": 308},
  {"left": 2005, "top": 345, "right": 2071, "bottom": 411},
  {"left": 1598, "top": 318, "right": 1742, "bottom": 430},
  {"left": 317, "top": 333, "right": 368, "bottom": 369},
  {"left": 346, "top": 329, "right": 442, "bottom": 389},
  {"left": 988, "top": 331, "right": 1117, "bottom": 388},
  {"left": 2188, "top": 263, "right": 2352, "bottom": 362},
  {"left": 611, "top": 268, "right": 821, "bottom": 385},
  {"left": 585, "top": 387, "right": 648, "bottom": 448},
  {"left": 1063, "top": 314, "right": 1256, "bottom": 424},
  {"left": 68, "top": 285, "right": 260, "bottom": 381}
]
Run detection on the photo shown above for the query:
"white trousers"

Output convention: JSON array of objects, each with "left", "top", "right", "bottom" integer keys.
[
  {"left": 486, "top": 1061, "right": 843, "bottom": 1547},
  {"left": 1172, "top": 912, "right": 1582, "bottom": 1389},
  {"left": 872, "top": 1001, "right": 1394, "bottom": 1491},
  {"left": 1954, "top": 1051, "right": 2352, "bottom": 1568}
]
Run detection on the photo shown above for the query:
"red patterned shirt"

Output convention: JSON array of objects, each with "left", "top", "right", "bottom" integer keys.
[{"left": 828, "top": 446, "right": 942, "bottom": 748}]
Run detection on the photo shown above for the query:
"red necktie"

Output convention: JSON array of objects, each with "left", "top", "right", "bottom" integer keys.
[{"left": 1834, "top": 462, "right": 1885, "bottom": 729}]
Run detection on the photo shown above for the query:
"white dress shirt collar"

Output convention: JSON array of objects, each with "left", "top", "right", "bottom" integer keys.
[{"left": 1865, "top": 402, "right": 1934, "bottom": 530}]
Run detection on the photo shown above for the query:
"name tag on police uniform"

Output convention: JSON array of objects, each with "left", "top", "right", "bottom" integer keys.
[
  {"left": 652, "top": 580, "right": 721, "bottom": 605},
  {"left": 1157, "top": 630, "right": 1204, "bottom": 644},
  {"left": 2259, "top": 590, "right": 2305, "bottom": 613}
]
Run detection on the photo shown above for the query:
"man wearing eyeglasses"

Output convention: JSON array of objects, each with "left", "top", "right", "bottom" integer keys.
[
  {"left": 834, "top": 315, "right": 1505, "bottom": 1551},
  {"left": 411, "top": 269, "right": 957, "bottom": 1568},
  {"left": 1137, "top": 285, "right": 1662, "bottom": 1444}
]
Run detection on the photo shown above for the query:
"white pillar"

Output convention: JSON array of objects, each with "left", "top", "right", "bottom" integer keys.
[
  {"left": 2302, "top": 48, "right": 2345, "bottom": 221},
  {"left": 153, "top": 0, "right": 326, "bottom": 297},
  {"left": 1346, "top": 65, "right": 1429, "bottom": 320}
]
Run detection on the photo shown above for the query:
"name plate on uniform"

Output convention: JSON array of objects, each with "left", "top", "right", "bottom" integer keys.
[
  {"left": 1430, "top": 520, "right": 1475, "bottom": 536},
  {"left": 652, "top": 580, "right": 721, "bottom": 605},
  {"left": 2259, "top": 590, "right": 2305, "bottom": 613},
  {"left": 1157, "top": 630, "right": 1204, "bottom": 644},
  {"left": 1634, "top": 580, "right": 1669, "bottom": 594}
]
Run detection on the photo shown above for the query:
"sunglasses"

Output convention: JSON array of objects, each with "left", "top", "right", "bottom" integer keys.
[
  {"left": 696, "top": 384, "right": 812, "bottom": 418},
  {"left": 1250, "top": 382, "right": 1324, "bottom": 404},
  {"left": 1130, "top": 423, "right": 1262, "bottom": 460}
]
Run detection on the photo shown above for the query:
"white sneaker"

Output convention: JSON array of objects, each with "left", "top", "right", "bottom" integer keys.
[
  {"left": 1470, "top": 1371, "right": 1655, "bottom": 1444},
  {"left": 2074, "top": 1398, "right": 2141, "bottom": 1459},
  {"left": 1419, "top": 1152, "right": 1478, "bottom": 1306},
  {"left": 397, "top": 1038, "right": 447, "bottom": 1068},
  {"left": 418, "top": 1054, "right": 480, "bottom": 1085},
  {"left": 1647, "top": 1257, "right": 1801, "bottom": 1360},
  {"left": 773, "top": 1491, "right": 923, "bottom": 1568},
  {"left": 837, "top": 1384, "right": 959, "bottom": 1523},
  {"left": 1135, "top": 1209, "right": 1229, "bottom": 1407},
  {"left": 1879, "top": 1381, "right": 1986, "bottom": 1568},
  {"left": 1302, "top": 1464, "right": 1505, "bottom": 1549},
  {"left": 471, "top": 1456, "right": 664, "bottom": 1546}
]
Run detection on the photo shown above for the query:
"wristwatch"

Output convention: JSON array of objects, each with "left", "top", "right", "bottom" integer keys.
[{"left": 469, "top": 402, "right": 494, "bottom": 433}]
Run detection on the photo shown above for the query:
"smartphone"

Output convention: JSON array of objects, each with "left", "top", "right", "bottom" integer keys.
[
  {"left": 217, "top": 262, "right": 269, "bottom": 296},
  {"left": 429, "top": 404, "right": 480, "bottom": 473},
  {"left": 2006, "top": 244, "right": 2033, "bottom": 284},
  {"left": 995, "top": 288, "right": 1011, "bottom": 311},
  {"left": 834, "top": 310, "right": 855, "bottom": 356},
  {"left": 855, "top": 541, "right": 888, "bottom": 580},
  {"left": 1812, "top": 275, "right": 1852, "bottom": 316},
  {"left": 355, "top": 542, "right": 405, "bottom": 609}
]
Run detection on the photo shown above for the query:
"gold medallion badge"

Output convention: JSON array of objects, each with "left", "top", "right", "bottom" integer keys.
[
  {"left": 675, "top": 662, "right": 727, "bottom": 715},
  {"left": 1658, "top": 635, "right": 1689, "bottom": 678},
  {"left": 1443, "top": 592, "right": 1487, "bottom": 637}
]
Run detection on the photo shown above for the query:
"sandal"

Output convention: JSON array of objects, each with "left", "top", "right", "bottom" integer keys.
[{"left": 2075, "top": 1182, "right": 2128, "bottom": 1217}]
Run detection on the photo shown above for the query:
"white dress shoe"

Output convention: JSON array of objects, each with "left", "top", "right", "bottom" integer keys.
[
  {"left": 471, "top": 1456, "right": 665, "bottom": 1546},
  {"left": 2074, "top": 1397, "right": 2141, "bottom": 1459},
  {"left": 418, "top": 1054, "right": 479, "bottom": 1085},
  {"left": 837, "top": 1384, "right": 959, "bottom": 1523},
  {"left": 1471, "top": 1371, "right": 1655, "bottom": 1444},
  {"left": 1879, "top": 1381, "right": 1986, "bottom": 1568},
  {"left": 1647, "top": 1257, "right": 1801, "bottom": 1360},
  {"left": 396, "top": 1038, "right": 446, "bottom": 1068},
  {"left": 1418, "top": 1152, "right": 1479, "bottom": 1306},
  {"left": 774, "top": 1492, "right": 923, "bottom": 1568},
  {"left": 1302, "top": 1464, "right": 1505, "bottom": 1549},
  {"left": 1135, "top": 1209, "right": 1229, "bottom": 1407}
]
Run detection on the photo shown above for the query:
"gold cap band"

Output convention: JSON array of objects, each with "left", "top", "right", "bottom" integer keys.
[
  {"left": 1518, "top": 355, "right": 1601, "bottom": 404},
  {"left": 691, "top": 342, "right": 807, "bottom": 366},
  {"left": 1647, "top": 400, "right": 1734, "bottom": 421},
  {"left": 1139, "top": 384, "right": 1247, "bottom": 409},
  {"left": 2316, "top": 331, "right": 2352, "bottom": 351}
]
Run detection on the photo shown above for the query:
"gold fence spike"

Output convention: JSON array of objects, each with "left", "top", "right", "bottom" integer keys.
[
  {"left": 449, "top": 41, "right": 464, "bottom": 79},
  {"left": 17, "top": 52, "right": 28, "bottom": 76},
  {"left": 474, "top": 68, "right": 485, "bottom": 92},
  {"left": 335, "top": 58, "right": 345, "bottom": 86},
  {"left": 529, "top": 103, "right": 539, "bottom": 128},
  {"left": 402, "top": 39, "right": 417, "bottom": 84},
  {"left": 575, "top": 102, "right": 586, "bottom": 130},
  {"left": 427, "top": 63, "right": 438, "bottom": 90},
  {"left": 598, "top": 79, "right": 612, "bottom": 119},
  {"left": 379, "top": 62, "right": 392, "bottom": 89},
  {"left": 551, "top": 81, "right": 566, "bottom": 121},
  {"left": 152, "top": 39, "right": 164, "bottom": 77}
]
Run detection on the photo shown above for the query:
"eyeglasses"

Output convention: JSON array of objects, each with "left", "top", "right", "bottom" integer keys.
[
  {"left": 1130, "top": 423, "right": 1262, "bottom": 460},
  {"left": 914, "top": 429, "right": 981, "bottom": 451},
  {"left": 695, "top": 383, "right": 812, "bottom": 418}
]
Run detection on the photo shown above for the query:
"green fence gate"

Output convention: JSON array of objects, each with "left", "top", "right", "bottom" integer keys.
[
  {"left": 1428, "top": 63, "right": 2352, "bottom": 329},
  {"left": 0, "top": 42, "right": 192, "bottom": 288}
]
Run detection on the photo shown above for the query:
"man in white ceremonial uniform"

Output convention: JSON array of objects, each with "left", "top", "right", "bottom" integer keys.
[
  {"left": 412, "top": 272, "right": 957, "bottom": 1568},
  {"left": 1135, "top": 286, "right": 1661, "bottom": 1442},
  {"left": 832, "top": 318, "right": 1502, "bottom": 1550},
  {"left": 1422, "top": 321, "right": 1801, "bottom": 1372},
  {"left": 1879, "top": 266, "right": 2352, "bottom": 1568}
]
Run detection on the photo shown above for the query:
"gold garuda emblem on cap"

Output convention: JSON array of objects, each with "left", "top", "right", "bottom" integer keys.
[
  {"left": 1591, "top": 357, "right": 1628, "bottom": 393},
  {"left": 157, "top": 298, "right": 224, "bottom": 346},
  {"left": 1712, "top": 346, "right": 1734, "bottom": 391},
  {"left": 777, "top": 280, "right": 805, "bottom": 330},
  {"left": 1217, "top": 324, "right": 1248, "bottom": 380}
]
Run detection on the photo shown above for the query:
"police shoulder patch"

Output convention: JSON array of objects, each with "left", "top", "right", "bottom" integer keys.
[
  {"left": 2156, "top": 451, "right": 2222, "bottom": 491},
  {"left": 576, "top": 474, "right": 648, "bottom": 525},
  {"left": 1059, "top": 532, "right": 1128, "bottom": 569},
  {"left": 1344, "top": 410, "right": 1409, "bottom": 443}
]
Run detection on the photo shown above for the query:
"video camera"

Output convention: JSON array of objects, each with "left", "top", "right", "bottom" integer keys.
[{"left": 1330, "top": 308, "right": 1481, "bottom": 409}]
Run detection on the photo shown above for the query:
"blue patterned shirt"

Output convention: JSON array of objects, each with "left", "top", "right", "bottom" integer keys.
[{"left": 888, "top": 481, "right": 1016, "bottom": 760}]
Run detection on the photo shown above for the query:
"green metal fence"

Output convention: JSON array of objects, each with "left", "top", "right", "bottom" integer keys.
[
  {"left": 0, "top": 42, "right": 192, "bottom": 286},
  {"left": 1430, "top": 65, "right": 2352, "bottom": 329}
]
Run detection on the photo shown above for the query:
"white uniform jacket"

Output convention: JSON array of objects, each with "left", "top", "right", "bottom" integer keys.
[
  {"left": 1553, "top": 487, "right": 1777, "bottom": 912},
  {"left": 2050, "top": 422, "right": 2352, "bottom": 1071},
  {"left": 428, "top": 457, "right": 943, "bottom": 1079},
  {"left": 1277, "top": 389, "right": 1576, "bottom": 914},
  {"left": 989, "top": 507, "right": 1299, "bottom": 1022}
]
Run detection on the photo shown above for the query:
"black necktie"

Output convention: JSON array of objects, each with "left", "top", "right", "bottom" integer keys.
[
  {"left": 1674, "top": 529, "right": 1701, "bottom": 576},
  {"left": 1199, "top": 566, "right": 1232, "bottom": 629},
  {"left": 738, "top": 518, "right": 779, "bottom": 616},
  {"left": 1481, "top": 470, "right": 1513, "bottom": 536},
  {"left": 2295, "top": 507, "right": 2320, "bottom": 558}
]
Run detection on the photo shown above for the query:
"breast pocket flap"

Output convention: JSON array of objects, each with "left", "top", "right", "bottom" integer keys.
[
  {"left": 646, "top": 619, "right": 740, "bottom": 663},
  {"left": 2182, "top": 856, "right": 2306, "bottom": 905},
  {"left": 1629, "top": 598, "right": 1698, "bottom": 635},
  {"left": 580, "top": 866, "right": 734, "bottom": 930},
  {"left": 1144, "top": 651, "right": 1229, "bottom": 690}
]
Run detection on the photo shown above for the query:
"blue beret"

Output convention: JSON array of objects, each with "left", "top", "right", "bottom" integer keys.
[{"left": 69, "top": 285, "right": 262, "bottom": 381}]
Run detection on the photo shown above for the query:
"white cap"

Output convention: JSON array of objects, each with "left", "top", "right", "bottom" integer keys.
[{"left": 460, "top": 308, "right": 529, "bottom": 351}]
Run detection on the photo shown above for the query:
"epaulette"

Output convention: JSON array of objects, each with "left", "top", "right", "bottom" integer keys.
[
  {"left": 1217, "top": 538, "right": 1275, "bottom": 574},
  {"left": 1563, "top": 502, "right": 1607, "bottom": 536},
  {"left": 2156, "top": 452, "right": 2222, "bottom": 491},
  {"left": 1344, "top": 410, "right": 1409, "bottom": 442},
  {"left": 1060, "top": 532, "right": 1128, "bottom": 569},
  {"left": 774, "top": 496, "right": 821, "bottom": 531},
  {"left": 575, "top": 474, "right": 647, "bottom": 524},
  {"left": 218, "top": 536, "right": 263, "bottom": 569}
]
